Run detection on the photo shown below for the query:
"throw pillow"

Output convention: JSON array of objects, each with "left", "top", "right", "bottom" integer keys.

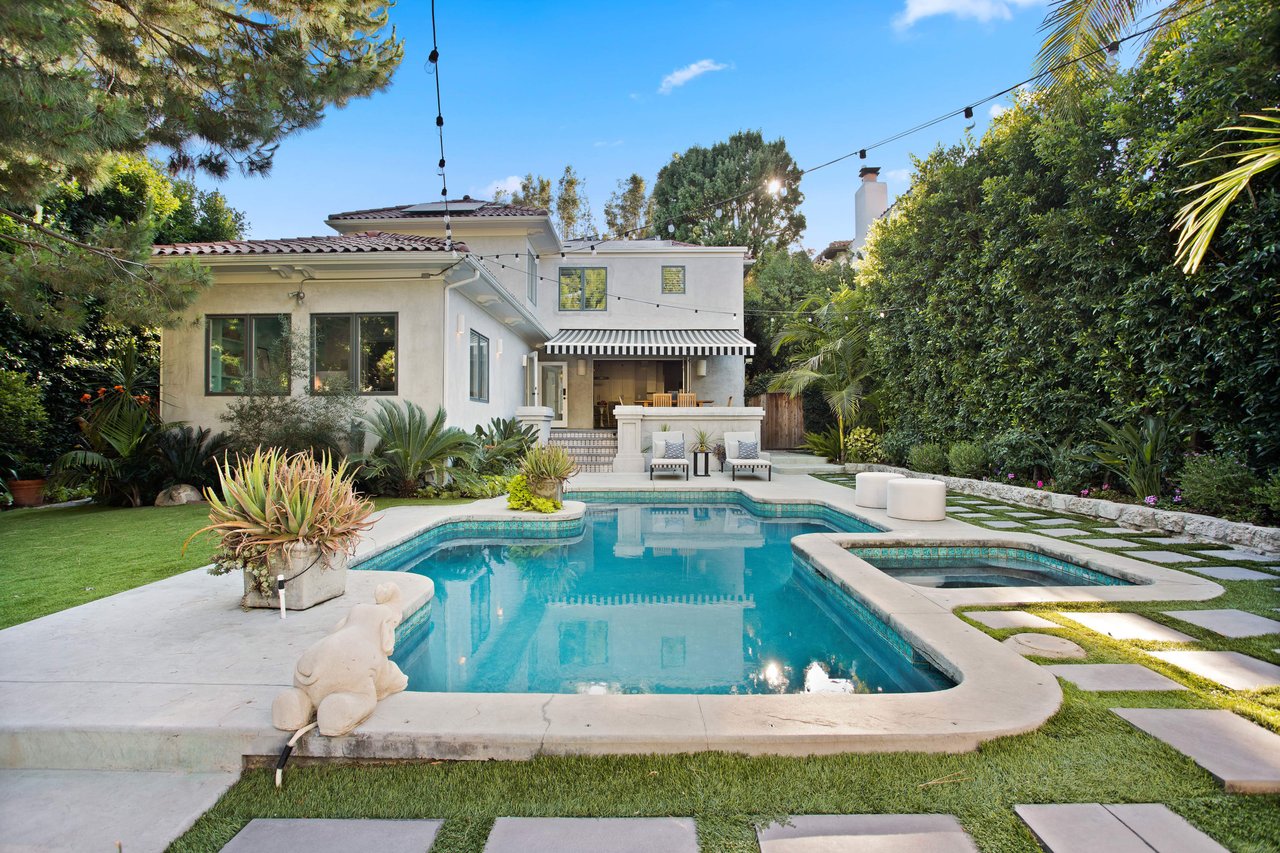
[
  {"left": 737, "top": 439, "right": 759, "bottom": 460},
  {"left": 664, "top": 439, "right": 686, "bottom": 459}
]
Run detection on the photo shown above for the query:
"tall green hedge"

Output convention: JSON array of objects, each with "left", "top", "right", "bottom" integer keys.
[{"left": 861, "top": 0, "right": 1279, "bottom": 468}]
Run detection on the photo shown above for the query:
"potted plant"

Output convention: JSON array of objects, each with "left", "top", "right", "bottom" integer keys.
[
  {"left": 520, "top": 444, "right": 577, "bottom": 504},
  {"left": 4, "top": 457, "right": 47, "bottom": 508},
  {"left": 187, "top": 448, "right": 374, "bottom": 610},
  {"left": 692, "top": 427, "right": 715, "bottom": 453}
]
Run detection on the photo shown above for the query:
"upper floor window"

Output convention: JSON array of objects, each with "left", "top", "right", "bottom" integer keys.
[
  {"left": 206, "top": 314, "right": 289, "bottom": 395},
  {"left": 661, "top": 266, "right": 686, "bottom": 294},
  {"left": 559, "top": 267, "right": 607, "bottom": 311},
  {"left": 311, "top": 313, "right": 397, "bottom": 395},
  {"left": 469, "top": 330, "right": 489, "bottom": 402},
  {"left": 526, "top": 250, "right": 538, "bottom": 305}
]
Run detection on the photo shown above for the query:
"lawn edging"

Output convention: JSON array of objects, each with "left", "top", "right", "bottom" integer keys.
[{"left": 844, "top": 463, "right": 1280, "bottom": 555}]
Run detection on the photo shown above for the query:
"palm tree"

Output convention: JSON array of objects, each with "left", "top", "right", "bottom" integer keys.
[
  {"left": 354, "top": 401, "right": 475, "bottom": 497},
  {"left": 769, "top": 290, "right": 871, "bottom": 464}
]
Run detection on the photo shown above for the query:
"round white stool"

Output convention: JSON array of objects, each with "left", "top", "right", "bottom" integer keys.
[
  {"left": 886, "top": 478, "right": 947, "bottom": 521},
  {"left": 854, "top": 472, "right": 904, "bottom": 509}
]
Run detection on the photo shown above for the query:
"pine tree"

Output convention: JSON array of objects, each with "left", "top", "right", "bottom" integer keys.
[{"left": 604, "top": 174, "right": 652, "bottom": 239}]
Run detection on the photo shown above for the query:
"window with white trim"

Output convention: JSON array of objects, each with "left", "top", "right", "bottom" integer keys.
[
  {"left": 559, "top": 267, "right": 607, "bottom": 311},
  {"left": 469, "top": 330, "right": 489, "bottom": 402}
]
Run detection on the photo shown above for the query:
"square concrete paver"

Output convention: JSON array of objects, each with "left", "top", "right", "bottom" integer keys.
[
  {"left": 1188, "top": 565, "right": 1278, "bottom": 581},
  {"left": 1035, "top": 528, "right": 1090, "bottom": 537},
  {"left": 485, "top": 817, "right": 699, "bottom": 853},
  {"left": 1200, "top": 549, "right": 1278, "bottom": 563},
  {"left": 1007, "top": 511, "right": 1044, "bottom": 518},
  {"left": 1028, "top": 517, "right": 1080, "bottom": 526},
  {"left": 1112, "top": 708, "right": 1280, "bottom": 793},
  {"left": 1127, "top": 550, "right": 1203, "bottom": 564},
  {"left": 757, "top": 814, "right": 978, "bottom": 853},
  {"left": 1059, "top": 612, "right": 1196, "bottom": 643},
  {"left": 960, "top": 513, "right": 993, "bottom": 519},
  {"left": 983, "top": 520, "right": 1026, "bottom": 529},
  {"left": 1147, "top": 651, "right": 1280, "bottom": 690},
  {"left": 223, "top": 819, "right": 443, "bottom": 853},
  {"left": 1078, "top": 538, "right": 1141, "bottom": 549},
  {"left": 1162, "top": 609, "right": 1280, "bottom": 638},
  {"left": 1044, "top": 663, "right": 1186, "bottom": 692},
  {"left": 1146, "top": 536, "right": 1196, "bottom": 545},
  {"left": 1096, "top": 526, "right": 1140, "bottom": 534},
  {"left": 1015, "top": 803, "right": 1226, "bottom": 852},
  {"left": 968, "top": 610, "right": 1059, "bottom": 630}
]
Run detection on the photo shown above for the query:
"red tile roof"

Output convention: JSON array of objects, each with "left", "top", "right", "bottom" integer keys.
[
  {"left": 151, "top": 231, "right": 465, "bottom": 256},
  {"left": 328, "top": 199, "right": 549, "bottom": 220}
]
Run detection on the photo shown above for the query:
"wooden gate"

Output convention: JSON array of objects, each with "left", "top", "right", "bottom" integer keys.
[{"left": 748, "top": 392, "right": 805, "bottom": 449}]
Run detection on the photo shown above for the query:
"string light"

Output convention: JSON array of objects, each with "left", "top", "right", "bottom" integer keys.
[{"left": 428, "top": 0, "right": 451, "bottom": 249}]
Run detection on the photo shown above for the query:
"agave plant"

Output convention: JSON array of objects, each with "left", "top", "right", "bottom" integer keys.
[
  {"left": 354, "top": 401, "right": 474, "bottom": 497},
  {"left": 520, "top": 444, "right": 577, "bottom": 484}
]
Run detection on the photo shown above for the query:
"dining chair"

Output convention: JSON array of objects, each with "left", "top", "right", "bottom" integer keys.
[
  {"left": 652, "top": 392, "right": 673, "bottom": 407},
  {"left": 676, "top": 391, "right": 696, "bottom": 408}
]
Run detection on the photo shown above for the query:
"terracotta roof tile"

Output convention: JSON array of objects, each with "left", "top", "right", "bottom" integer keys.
[
  {"left": 327, "top": 199, "right": 549, "bottom": 220},
  {"left": 151, "top": 231, "right": 465, "bottom": 257}
]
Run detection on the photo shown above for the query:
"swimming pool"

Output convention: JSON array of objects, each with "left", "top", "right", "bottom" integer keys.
[
  {"left": 849, "top": 546, "right": 1134, "bottom": 589},
  {"left": 375, "top": 502, "right": 951, "bottom": 696}
]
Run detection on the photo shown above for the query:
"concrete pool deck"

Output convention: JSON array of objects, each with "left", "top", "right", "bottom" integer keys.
[{"left": 0, "top": 470, "right": 1229, "bottom": 848}]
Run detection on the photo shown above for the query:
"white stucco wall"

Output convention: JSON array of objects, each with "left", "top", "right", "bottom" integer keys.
[{"left": 443, "top": 286, "right": 531, "bottom": 429}]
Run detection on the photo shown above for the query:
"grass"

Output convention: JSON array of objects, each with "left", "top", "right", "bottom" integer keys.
[
  {"left": 0, "top": 496, "right": 473, "bottom": 630},
  {"left": 170, "top": 484, "right": 1280, "bottom": 852}
]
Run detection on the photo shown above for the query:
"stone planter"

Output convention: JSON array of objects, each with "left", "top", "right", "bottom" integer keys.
[
  {"left": 243, "top": 542, "right": 348, "bottom": 610},
  {"left": 6, "top": 478, "right": 45, "bottom": 508},
  {"left": 529, "top": 478, "right": 564, "bottom": 504}
]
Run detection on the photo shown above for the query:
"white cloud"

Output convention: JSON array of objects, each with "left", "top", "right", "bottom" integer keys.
[
  {"left": 894, "top": 0, "right": 1044, "bottom": 30},
  {"left": 989, "top": 103, "right": 1009, "bottom": 118},
  {"left": 658, "top": 59, "right": 730, "bottom": 94},
  {"left": 478, "top": 175, "right": 521, "bottom": 199},
  {"left": 884, "top": 168, "right": 912, "bottom": 186}
]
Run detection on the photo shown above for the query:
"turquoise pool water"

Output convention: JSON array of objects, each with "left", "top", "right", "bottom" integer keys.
[
  {"left": 383, "top": 502, "right": 952, "bottom": 696},
  {"left": 850, "top": 546, "right": 1134, "bottom": 588}
]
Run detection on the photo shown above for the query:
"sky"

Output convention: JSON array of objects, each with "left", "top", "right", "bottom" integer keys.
[{"left": 194, "top": 0, "right": 1055, "bottom": 252}]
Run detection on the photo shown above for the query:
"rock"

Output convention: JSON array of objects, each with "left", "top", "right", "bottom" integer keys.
[{"left": 155, "top": 484, "right": 204, "bottom": 506}]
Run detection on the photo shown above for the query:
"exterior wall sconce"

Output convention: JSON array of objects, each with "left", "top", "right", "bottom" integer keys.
[
  {"left": 695, "top": 359, "right": 707, "bottom": 378},
  {"left": 576, "top": 359, "right": 587, "bottom": 376},
  {"left": 456, "top": 313, "right": 465, "bottom": 336},
  {"left": 521, "top": 354, "right": 528, "bottom": 368},
  {"left": 496, "top": 338, "right": 503, "bottom": 358}
]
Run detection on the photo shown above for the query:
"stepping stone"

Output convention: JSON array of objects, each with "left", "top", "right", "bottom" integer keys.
[
  {"left": 1059, "top": 612, "right": 1195, "bottom": 643},
  {"left": 1127, "top": 550, "right": 1203, "bottom": 564},
  {"left": 959, "top": 513, "right": 993, "bottom": 519},
  {"left": 1028, "top": 517, "right": 1079, "bottom": 526},
  {"left": 1015, "top": 803, "right": 1226, "bottom": 852},
  {"left": 1096, "top": 526, "right": 1139, "bottom": 534},
  {"left": 223, "top": 819, "right": 443, "bottom": 853},
  {"left": 1186, "top": 565, "right": 1277, "bottom": 581},
  {"left": 1148, "top": 651, "right": 1280, "bottom": 690},
  {"left": 1003, "top": 632, "right": 1086, "bottom": 659},
  {"left": 1034, "top": 528, "right": 1090, "bottom": 537},
  {"left": 969, "top": 610, "right": 1058, "bottom": 630},
  {"left": 1008, "top": 511, "right": 1043, "bottom": 518},
  {"left": 971, "top": 503, "right": 1006, "bottom": 510},
  {"left": 1079, "top": 538, "right": 1141, "bottom": 549},
  {"left": 1043, "top": 663, "right": 1186, "bottom": 692},
  {"left": 1162, "top": 609, "right": 1280, "bottom": 638},
  {"left": 485, "top": 817, "right": 698, "bottom": 853},
  {"left": 983, "top": 520, "right": 1025, "bottom": 529},
  {"left": 1199, "top": 549, "right": 1278, "bottom": 563},
  {"left": 757, "top": 814, "right": 978, "bottom": 853},
  {"left": 1112, "top": 708, "right": 1280, "bottom": 793},
  {"left": 1146, "top": 536, "right": 1197, "bottom": 545}
]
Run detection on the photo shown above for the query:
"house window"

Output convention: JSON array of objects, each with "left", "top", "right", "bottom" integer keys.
[
  {"left": 661, "top": 266, "right": 686, "bottom": 294},
  {"left": 469, "top": 330, "right": 489, "bottom": 402},
  {"left": 311, "top": 313, "right": 397, "bottom": 395},
  {"left": 558, "top": 267, "right": 607, "bottom": 311},
  {"left": 206, "top": 314, "right": 289, "bottom": 395},
  {"left": 526, "top": 250, "right": 538, "bottom": 304}
]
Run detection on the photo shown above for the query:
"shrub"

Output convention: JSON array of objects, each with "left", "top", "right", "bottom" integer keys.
[
  {"left": 844, "top": 427, "right": 884, "bottom": 464},
  {"left": 507, "top": 473, "right": 560, "bottom": 513},
  {"left": 471, "top": 417, "right": 537, "bottom": 476},
  {"left": 1048, "top": 441, "right": 1099, "bottom": 494},
  {"left": 1253, "top": 473, "right": 1280, "bottom": 523},
  {"left": 1178, "top": 453, "right": 1260, "bottom": 519},
  {"left": 947, "top": 441, "right": 989, "bottom": 479},
  {"left": 155, "top": 426, "right": 231, "bottom": 489},
  {"left": 908, "top": 443, "right": 948, "bottom": 474},
  {"left": 355, "top": 401, "right": 474, "bottom": 497},
  {"left": 1089, "top": 414, "right": 1181, "bottom": 498},
  {"left": 881, "top": 428, "right": 923, "bottom": 467},
  {"left": 54, "top": 386, "right": 170, "bottom": 507},
  {"left": 987, "top": 429, "right": 1049, "bottom": 480},
  {"left": 0, "top": 370, "right": 49, "bottom": 461},
  {"left": 801, "top": 426, "right": 843, "bottom": 463},
  {"left": 221, "top": 393, "right": 362, "bottom": 459}
]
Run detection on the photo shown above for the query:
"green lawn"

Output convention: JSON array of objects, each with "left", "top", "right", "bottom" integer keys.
[{"left": 0, "top": 497, "right": 472, "bottom": 630}]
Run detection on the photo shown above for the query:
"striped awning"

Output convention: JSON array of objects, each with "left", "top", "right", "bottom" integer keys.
[{"left": 544, "top": 328, "right": 756, "bottom": 356}]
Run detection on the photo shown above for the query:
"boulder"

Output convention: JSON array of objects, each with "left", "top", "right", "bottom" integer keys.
[{"left": 155, "top": 484, "right": 204, "bottom": 506}]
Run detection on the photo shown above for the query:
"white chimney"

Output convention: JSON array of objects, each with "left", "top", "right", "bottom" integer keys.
[{"left": 853, "top": 166, "right": 888, "bottom": 252}]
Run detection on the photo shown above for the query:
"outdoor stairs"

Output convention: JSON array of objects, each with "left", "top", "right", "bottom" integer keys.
[{"left": 549, "top": 429, "right": 617, "bottom": 474}]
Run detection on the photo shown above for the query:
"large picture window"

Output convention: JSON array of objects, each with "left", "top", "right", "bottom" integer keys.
[
  {"left": 311, "top": 313, "right": 397, "bottom": 395},
  {"left": 206, "top": 314, "right": 289, "bottom": 395},
  {"left": 661, "top": 266, "right": 686, "bottom": 294},
  {"left": 558, "top": 267, "right": 607, "bottom": 311},
  {"left": 469, "top": 330, "right": 489, "bottom": 402}
]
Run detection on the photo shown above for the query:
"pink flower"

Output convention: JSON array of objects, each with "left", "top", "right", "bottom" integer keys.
[
  {"left": 1007, "top": 473, "right": 1016, "bottom": 480},
  {"left": 1174, "top": 495, "right": 1182, "bottom": 503},
  {"left": 1036, "top": 480, "right": 1044, "bottom": 489},
  {"left": 1080, "top": 489, "right": 1090, "bottom": 497},
  {"left": 1102, "top": 484, "right": 1110, "bottom": 491},
  {"left": 1144, "top": 495, "right": 1157, "bottom": 506}
]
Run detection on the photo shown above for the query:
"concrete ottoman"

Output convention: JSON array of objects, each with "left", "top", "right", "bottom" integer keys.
[
  {"left": 886, "top": 478, "right": 946, "bottom": 521},
  {"left": 855, "top": 472, "right": 903, "bottom": 509}
]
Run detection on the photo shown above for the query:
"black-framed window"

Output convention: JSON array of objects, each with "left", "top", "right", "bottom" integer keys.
[
  {"left": 469, "top": 330, "right": 489, "bottom": 402},
  {"left": 558, "top": 267, "right": 607, "bottom": 311},
  {"left": 661, "top": 265, "right": 686, "bottom": 294},
  {"left": 311, "top": 313, "right": 397, "bottom": 395},
  {"left": 206, "top": 314, "right": 290, "bottom": 395},
  {"left": 526, "top": 249, "right": 538, "bottom": 305}
]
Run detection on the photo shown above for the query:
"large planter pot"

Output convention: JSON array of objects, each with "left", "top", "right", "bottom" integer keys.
[
  {"left": 528, "top": 478, "right": 564, "bottom": 504},
  {"left": 6, "top": 479, "right": 46, "bottom": 508},
  {"left": 242, "top": 542, "right": 348, "bottom": 610}
]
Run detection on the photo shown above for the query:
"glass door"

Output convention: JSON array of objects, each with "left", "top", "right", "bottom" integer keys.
[{"left": 540, "top": 362, "right": 568, "bottom": 427}]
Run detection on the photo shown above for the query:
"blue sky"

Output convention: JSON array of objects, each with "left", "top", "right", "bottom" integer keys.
[{"left": 197, "top": 0, "right": 1052, "bottom": 251}]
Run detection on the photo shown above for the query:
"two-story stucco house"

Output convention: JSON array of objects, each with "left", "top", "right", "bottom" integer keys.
[{"left": 152, "top": 198, "right": 758, "bottom": 471}]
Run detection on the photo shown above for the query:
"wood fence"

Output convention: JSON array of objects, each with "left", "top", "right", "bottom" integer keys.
[{"left": 748, "top": 392, "right": 805, "bottom": 449}]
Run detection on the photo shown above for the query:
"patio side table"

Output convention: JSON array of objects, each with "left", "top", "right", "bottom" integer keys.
[{"left": 692, "top": 450, "right": 712, "bottom": 477}]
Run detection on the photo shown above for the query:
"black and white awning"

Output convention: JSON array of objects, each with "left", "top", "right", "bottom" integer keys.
[{"left": 543, "top": 328, "right": 755, "bottom": 356}]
